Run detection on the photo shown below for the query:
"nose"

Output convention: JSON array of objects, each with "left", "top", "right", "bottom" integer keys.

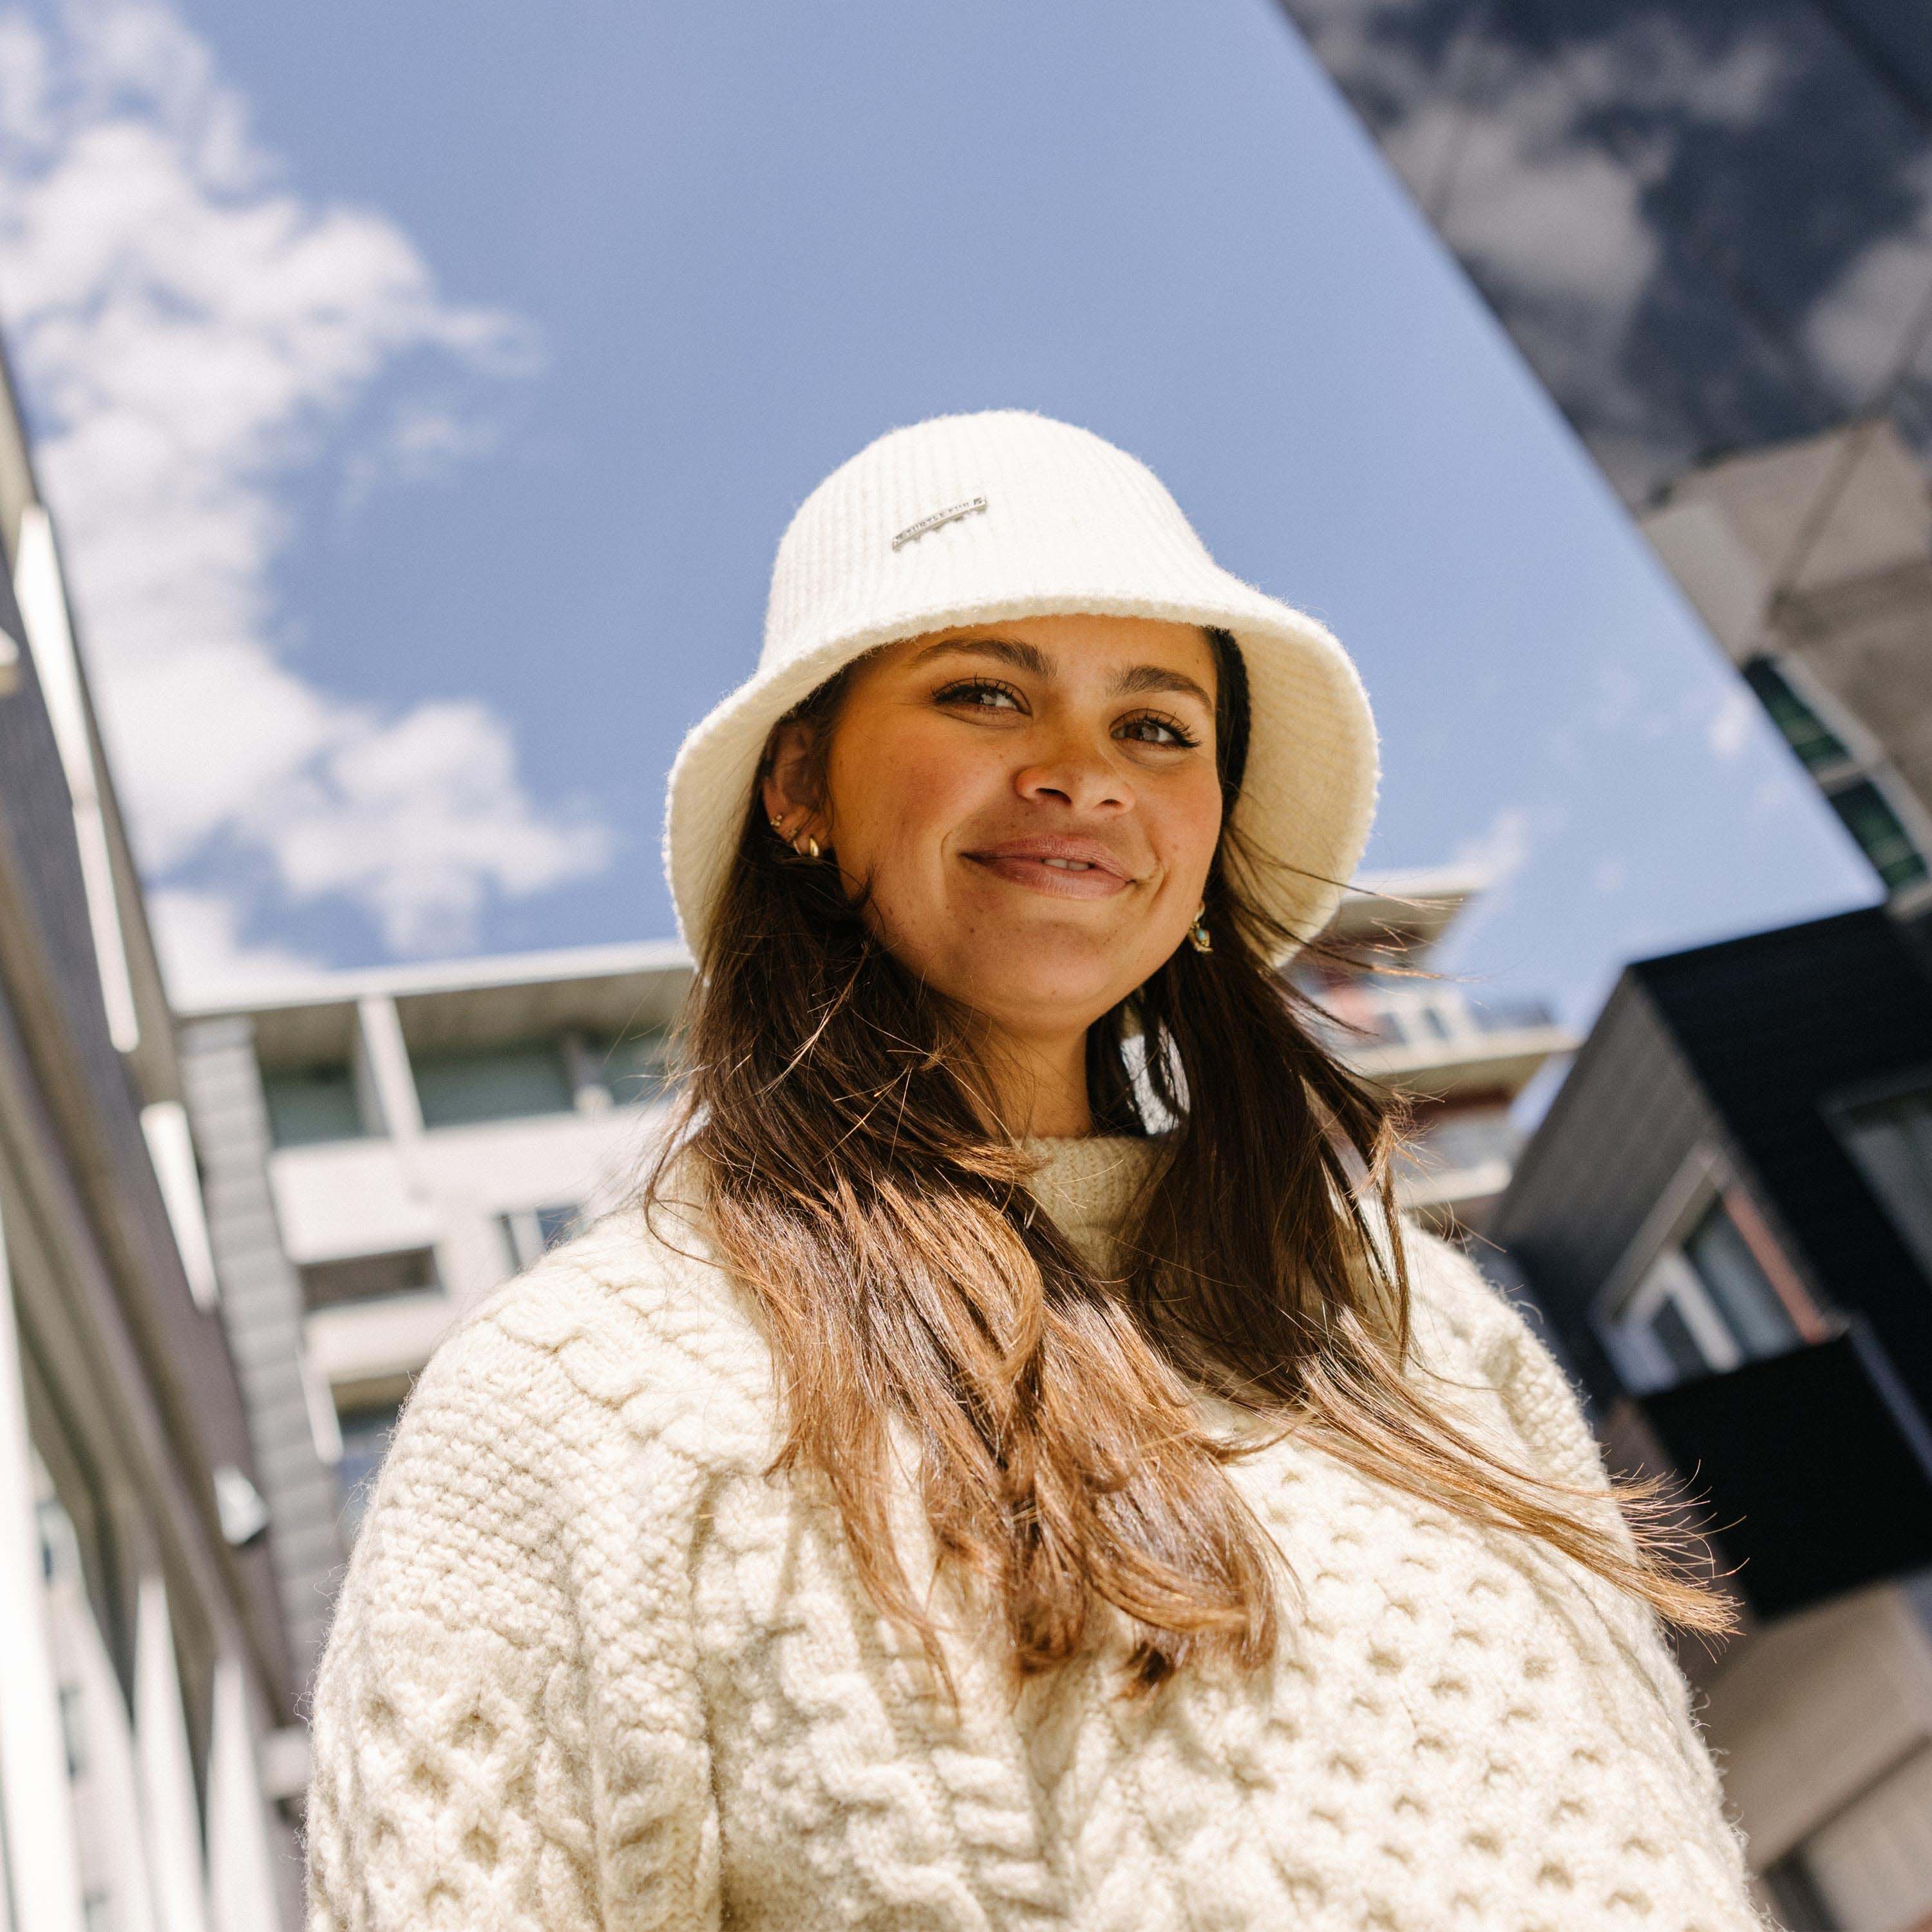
[{"left": 1012, "top": 729, "right": 1133, "bottom": 815}]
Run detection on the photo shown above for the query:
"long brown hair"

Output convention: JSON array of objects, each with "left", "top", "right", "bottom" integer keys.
[{"left": 645, "top": 629, "right": 1730, "bottom": 1702}]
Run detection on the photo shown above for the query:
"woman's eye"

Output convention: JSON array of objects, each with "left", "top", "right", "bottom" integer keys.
[
  {"left": 1119, "top": 714, "right": 1199, "bottom": 749},
  {"left": 936, "top": 679, "right": 1023, "bottom": 712}
]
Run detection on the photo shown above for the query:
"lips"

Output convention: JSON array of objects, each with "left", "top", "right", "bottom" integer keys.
[{"left": 960, "top": 836, "right": 1137, "bottom": 899}]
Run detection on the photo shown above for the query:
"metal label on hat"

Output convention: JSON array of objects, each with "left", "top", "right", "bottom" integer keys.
[{"left": 892, "top": 496, "right": 987, "bottom": 549}]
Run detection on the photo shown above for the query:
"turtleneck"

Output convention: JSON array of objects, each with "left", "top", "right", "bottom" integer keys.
[{"left": 1018, "top": 1132, "right": 1162, "bottom": 1271}]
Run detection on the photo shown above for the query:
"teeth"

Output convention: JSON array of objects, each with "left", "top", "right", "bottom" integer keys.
[{"left": 1042, "top": 858, "right": 1093, "bottom": 870}]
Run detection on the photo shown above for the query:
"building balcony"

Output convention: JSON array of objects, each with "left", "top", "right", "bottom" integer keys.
[
  {"left": 1613, "top": 1320, "right": 1932, "bottom": 1620},
  {"left": 305, "top": 1289, "right": 455, "bottom": 1394},
  {"left": 1326, "top": 988, "right": 1577, "bottom": 1100},
  {"left": 1394, "top": 1106, "right": 1522, "bottom": 1224}
]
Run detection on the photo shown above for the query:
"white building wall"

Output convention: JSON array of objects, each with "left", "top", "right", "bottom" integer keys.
[
  {"left": 0, "top": 1201, "right": 87, "bottom": 1932},
  {"left": 215, "top": 981, "right": 681, "bottom": 1503}
]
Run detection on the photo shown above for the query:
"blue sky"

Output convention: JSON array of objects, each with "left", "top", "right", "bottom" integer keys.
[{"left": 1, "top": 0, "right": 1872, "bottom": 1025}]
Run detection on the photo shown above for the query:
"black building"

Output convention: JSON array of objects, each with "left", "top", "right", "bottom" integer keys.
[{"left": 1492, "top": 906, "right": 1932, "bottom": 1925}]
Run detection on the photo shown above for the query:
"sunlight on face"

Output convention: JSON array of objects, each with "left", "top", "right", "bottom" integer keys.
[{"left": 764, "top": 613, "right": 1224, "bottom": 1053}]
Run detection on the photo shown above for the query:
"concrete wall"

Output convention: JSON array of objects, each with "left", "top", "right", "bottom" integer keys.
[{"left": 178, "top": 1018, "right": 346, "bottom": 1690}]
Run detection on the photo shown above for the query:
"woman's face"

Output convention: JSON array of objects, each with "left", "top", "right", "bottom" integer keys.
[{"left": 763, "top": 612, "right": 1224, "bottom": 1051}]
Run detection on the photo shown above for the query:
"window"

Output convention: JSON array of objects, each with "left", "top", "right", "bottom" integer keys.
[
  {"left": 582, "top": 1027, "right": 670, "bottom": 1106},
  {"left": 1609, "top": 1196, "right": 1801, "bottom": 1394},
  {"left": 262, "top": 1061, "right": 363, "bottom": 1148},
  {"left": 1738, "top": 656, "right": 1932, "bottom": 899},
  {"left": 412, "top": 1040, "right": 574, "bottom": 1128},
  {"left": 1741, "top": 656, "right": 1853, "bottom": 773},
  {"left": 1362, "top": 995, "right": 1461, "bottom": 1048},
  {"left": 299, "top": 1247, "right": 440, "bottom": 1312},
  {"left": 335, "top": 1400, "right": 405, "bottom": 1544},
  {"left": 1832, "top": 1077, "right": 1932, "bottom": 1278},
  {"left": 498, "top": 1202, "right": 584, "bottom": 1273},
  {"left": 1824, "top": 777, "right": 1930, "bottom": 892}
]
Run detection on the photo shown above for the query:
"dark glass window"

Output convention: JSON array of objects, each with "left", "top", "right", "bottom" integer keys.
[
  {"left": 1824, "top": 777, "right": 1931, "bottom": 891},
  {"left": 1834, "top": 1081, "right": 1932, "bottom": 1279},
  {"left": 1741, "top": 656, "right": 1852, "bottom": 773},
  {"left": 1645, "top": 1297, "right": 1712, "bottom": 1387},
  {"left": 1616, "top": 1194, "right": 1801, "bottom": 1392},
  {"left": 412, "top": 1040, "right": 574, "bottom": 1128},
  {"left": 336, "top": 1400, "right": 405, "bottom": 1543},
  {"left": 299, "top": 1247, "right": 440, "bottom": 1312},
  {"left": 582, "top": 1027, "right": 671, "bottom": 1106},
  {"left": 262, "top": 1062, "right": 364, "bottom": 1148},
  {"left": 498, "top": 1202, "right": 585, "bottom": 1273},
  {"left": 1681, "top": 1200, "right": 1799, "bottom": 1359}
]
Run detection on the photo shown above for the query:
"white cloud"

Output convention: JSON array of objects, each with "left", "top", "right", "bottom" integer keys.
[
  {"left": 147, "top": 884, "right": 322, "bottom": 1006},
  {"left": 272, "top": 699, "right": 611, "bottom": 955},
  {"left": 1706, "top": 681, "right": 1758, "bottom": 761},
  {"left": 337, "top": 399, "right": 502, "bottom": 515},
  {"left": 1440, "top": 800, "right": 1568, "bottom": 960},
  {"left": 1453, "top": 802, "right": 1536, "bottom": 887},
  {"left": 0, "top": 0, "right": 609, "bottom": 984},
  {"left": 1290, "top": 5, "right": 1797, "bottom": 495},
  {"left": 1387, "top": 92, "right": 1658, "bottom": 318},
  {"left": 1805, "top": 154, "right": 1932, "bottom": 405}
]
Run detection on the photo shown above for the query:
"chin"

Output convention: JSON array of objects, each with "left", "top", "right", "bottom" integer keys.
[{"left": 945, "top": 947, "right": 1139, "bottom": 1030}]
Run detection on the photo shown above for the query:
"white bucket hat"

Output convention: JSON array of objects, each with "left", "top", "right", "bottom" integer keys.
[{"left": 663, "top": 409, "right": 1378, "bottom": 963}]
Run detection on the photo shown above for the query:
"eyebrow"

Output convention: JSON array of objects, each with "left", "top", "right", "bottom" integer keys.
[{"left": 909, "top": 637, "right": 1215, "bottom": 712}]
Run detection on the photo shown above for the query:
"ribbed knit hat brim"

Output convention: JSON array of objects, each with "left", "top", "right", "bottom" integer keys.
[{"left": 664, "top": 410, "right": 1378, "bottom": 963}]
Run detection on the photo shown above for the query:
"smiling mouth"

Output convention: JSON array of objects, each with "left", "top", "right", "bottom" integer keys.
[{"left": 961, "top": 848, "right": 1135, "bottom": 898}]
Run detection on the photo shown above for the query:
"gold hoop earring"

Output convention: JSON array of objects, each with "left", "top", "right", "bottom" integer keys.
[
  {"left": 791, "top": 832, "right": 821, "bottom": 860},
  {"left": 1188, "top": 907, "right": 1212, "bottom": 954}
]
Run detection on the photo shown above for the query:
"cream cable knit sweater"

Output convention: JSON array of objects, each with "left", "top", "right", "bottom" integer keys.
[{"left": 304, "top": 1137, "right": 1767, "bottom": 1931}]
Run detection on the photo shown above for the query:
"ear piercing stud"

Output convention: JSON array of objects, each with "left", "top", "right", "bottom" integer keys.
[{"left": 770, "top": 813, "right": 820, "bottom": 860}]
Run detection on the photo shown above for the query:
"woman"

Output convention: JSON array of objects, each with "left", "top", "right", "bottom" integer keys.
[{"left": 304, "top": 412, "right": 1765, "bottom": 1930}]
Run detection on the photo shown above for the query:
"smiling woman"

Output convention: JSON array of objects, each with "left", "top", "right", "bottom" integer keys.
[
  {"left": 303, "top": 412, "right": 1765, "bottom": 1932},
  {"left": 760, "top": 614, "right": 1230, "bottom": 1133}
]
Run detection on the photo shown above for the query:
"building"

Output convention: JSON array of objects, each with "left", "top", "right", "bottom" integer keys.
[
  {"left": 1313, "top": 865, "right": 1576, "bottom": 1229},
  {"left": 173, "top": 943, "right": 694, "bottom": 1663},
  {"left": 1490, "top": 907, "right": 1932, "bottom": 1930},
  {"left": 1272, "top": 0, "right": 1932, "bottom": 898},
  {"left": 0, "top": 346, "right": 301, "bottom": 1923},
  {"left": 1643, "top": 419, "right": 1932, "bottom": 912}
]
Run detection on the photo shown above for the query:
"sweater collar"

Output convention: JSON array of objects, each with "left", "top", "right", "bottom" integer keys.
[{"left": 1019, "top": 1133, "right": 1162, "bottom": 1269}]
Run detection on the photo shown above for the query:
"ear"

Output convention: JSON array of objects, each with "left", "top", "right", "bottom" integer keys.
[{"left": 759, "top": 719, "right": 825, "bottom": 835}]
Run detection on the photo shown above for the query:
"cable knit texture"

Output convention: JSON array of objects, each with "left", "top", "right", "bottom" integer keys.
[{"left": 304, "top": 1137, "right": 1768, "bottom": 1931}]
